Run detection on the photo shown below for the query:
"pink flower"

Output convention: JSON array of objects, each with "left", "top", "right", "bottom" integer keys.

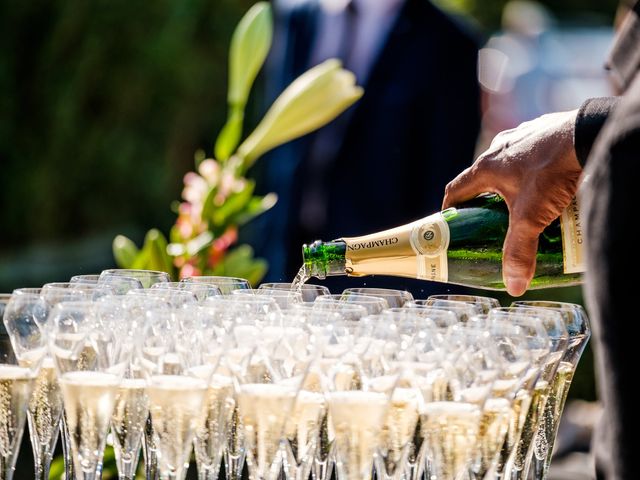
[
  {"left": 182, "top": 172, "right": 208, "bottom": 204},
  {"left": 198, "top": 159, "right": 221, "bottom": 185},
  {"left": 179, "top": 263, "right": 201, "bottom": 279}
]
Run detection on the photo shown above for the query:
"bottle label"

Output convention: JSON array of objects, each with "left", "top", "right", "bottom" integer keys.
[
  {"left": 560, "top": 196, "right": 585, "bottom": 274},
  {"left": 409, "top": 212, "right": 450, "bottom": 282},
  {"left": 341, "top": 212, "right": 450, "bottom": 281}
]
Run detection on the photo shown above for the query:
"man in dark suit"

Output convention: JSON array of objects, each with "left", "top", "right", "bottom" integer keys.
[
  {"left": 443, "top": 2, "right": 640, "bottom": 478},
  {"left": 250, "top": 0, "right": 481, "bottom": 294}
]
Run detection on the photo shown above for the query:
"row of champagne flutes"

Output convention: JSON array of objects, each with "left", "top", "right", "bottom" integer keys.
[{"left": 0, "top": 270, "right": 590, "bottom": 480}]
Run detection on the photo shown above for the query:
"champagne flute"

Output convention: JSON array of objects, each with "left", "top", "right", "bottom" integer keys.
[
  {"left": 322, "top": 317, "right": 401, "bottom": 480},
  {"left": 486, "top": 309, "right": 551, "bottom": 480},
  {"left": 314, "top": 294, "right": 389, "bottom": 314},
  {"left": 500, "top": 307, "right": 568, "bottom": 480},
  {"left": 70, "top": 274, "right": 101, "bottom": 284},
  {"left": 49, "top": 301, "right": 129, "bottom": 480},
  {"left": 258, "top": 283, "right": 330, "bottom": 302},
  {"left": 149, "top": 282, "right": 222, "bottom": 302},
  {"left": 101, "top": 270, "right": 178, "bottom": 480},
  {"left": 140, "top": 306, "right": 211, "bottom": 480},
  {"left": 180, "top": 276, "right": 251, "bottom": 296},
  {"left": 238, "top": 289, "right": 304, "bottom": 310},
  {"left": 426, "top": 294, "right": 501, "bottom": 314},
  {"left": 190, "top": 305, "right": 235, "bottom": 480},
  {"left": 510, "top": 301, "right": 591, "bottom": 480},
  {"left": 100, "top": 269, "right": 170, "bottom": 289},
  {"left": 307, "top": 302, "right": 368, "bottom": 322},
  {"left": 3, "top": 288, "right": 60, "bottom": 480},
  {"left": 342, "top": 288, "right": 413, "bottom": 308},
  {"left": 204, "top": 295, "right": 282, "bottom": 480},
  {"left": 467, "top": 320, "right": 534, "bottom": 480},
  {"left": 372, "top": 310, "right": 439, "bottom": 480},
  {"left": 0, "top": 316, "right": 41, "bottom": 480},
  {"left": 383, "top": 307, "right": 457, "bottom": 331},
  {"left": 110, "top": 363, "right": 149, "bottom": 480},
  {"left": 41, "top": 282, "right": 115, "bottom": 480},
  {"left": 95, "top": 296, "right": 149, "bottom": 480},
  {"left": 417, "top": 324, "right": 498, "bottom": 480},
  {"left": 405, "top": 298, "right": 481, "bottom": 322},
  {"left": 225, "top": 298, "right": 312, "bottom": 480}
]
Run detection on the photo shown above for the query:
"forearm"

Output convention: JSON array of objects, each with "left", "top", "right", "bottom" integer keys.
[{"left": 574, "top": 97, "right": 620, "bottom": 167}]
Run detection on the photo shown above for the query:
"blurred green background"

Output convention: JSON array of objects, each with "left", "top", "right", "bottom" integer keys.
[
  {"left": 0, "top": 0, "right": 620, "bottom": 477},
  {"left": 0, "top": 0, "right": 619, "bottom": 293}
]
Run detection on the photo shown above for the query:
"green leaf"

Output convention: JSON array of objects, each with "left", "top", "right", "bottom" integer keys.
[
  {"left": 228, "top": 2, "right": 272, "bottom": 107},
  {"left": 211, "top": 244, "right": 267, "bottom": 286},
  {"left": 215, "top": 2, "right": 272, "bottom": 162},
  {"left": 132, "top": 229, "right": 174, "bottom": 279},
  {"left": 215, "top": 107, "right": 244, "bottom": 161},
  {"left": 49, "top": 455, "right": 65, "bottom": 480},
  {"left": 201, "top": 186, "right": 219, "bottom": 226},
  {"left": 232, "top": 192, "right": 277, "bottom": 226},
  {"left": 208, "top": 180, "right": 255, "bottom": 228},
  {"left": 112, "top": 235, "right": 140, "bottom": 268}
]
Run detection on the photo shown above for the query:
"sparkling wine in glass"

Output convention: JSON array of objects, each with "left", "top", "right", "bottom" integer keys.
[
  {"left": 49, "top": 301, "right": 129, "bottom": 480},
  {"left": 510, "top": 301, "right": 591, "bottom": 480},
  {"left": 0, "top": 325, "right": 40, "bottom": 480},
  {"left": 3, "top": 288, "right": 62, "bottom": 480}
]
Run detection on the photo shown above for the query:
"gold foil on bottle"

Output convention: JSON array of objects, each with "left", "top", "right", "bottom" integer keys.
[
  {"left": 342, "top": 212, "right": 450, "bottom": 282},
  {"left": 560, "top": 197, "right": 585, "bottom": 274}
]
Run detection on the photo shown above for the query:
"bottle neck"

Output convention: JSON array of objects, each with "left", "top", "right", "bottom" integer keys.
[{"left": 302, "top": 240, "right": 347, "bottom": 279}]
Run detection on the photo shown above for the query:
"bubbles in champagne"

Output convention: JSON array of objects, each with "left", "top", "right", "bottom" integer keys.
[
  {"left": 59, "top": 371, "right": 120, "bottom": 474},
  {"left": 327, "top": 391, "right": 389, "bottom": 480},
  {"left": 510, "top": 380, "right": 549, "bottom": 472},
  {"left": 534, "top": 361, "right": 575, "bottom": 463},
  {"left": 25, "top": 357, "right": 63, "bottom": 476},
  {"left": 237, "top": 383, "right": 298, "bottom": 479},
  {"left": 472, "top": 398, "right": 510, "bottom": 478},
  {"left": 111, "top": 378, "right": 149, "bottom": 474},
  {"left": 378, "top": 387, "right": 420, "bottom": 477},
  {"left": 147, "top": 375, "right": 208, "bottom": 476},
  {"left": 420, "top": 401, "right": 481, "bottom": 480},
  {"left": 0, "top": 365, "right": 33, "bottom": 458},
  {"left": 194, "top": 375, "right": 235, "bottom": 477}
]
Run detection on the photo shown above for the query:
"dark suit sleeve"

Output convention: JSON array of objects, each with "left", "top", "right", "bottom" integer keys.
[
  {"left": 581, "top": 75, "right": 640, "bottom": 480},
  {"left": 574, "top": 97, "right": 619, "bottom": 167}
]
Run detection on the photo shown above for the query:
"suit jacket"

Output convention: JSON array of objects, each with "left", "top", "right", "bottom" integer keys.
[
  {"left": 575, "top": 2, "right": 640, "bottom": 479},
  {"left": 248, "top": 0, "right": 480, "bottom": 295}
]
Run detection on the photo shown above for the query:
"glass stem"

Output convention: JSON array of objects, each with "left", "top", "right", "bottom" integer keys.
[
  {"left": 198, "top": 466, "right": 222, "bottom": 480},
  {"left": 1, "top": 453, "right": 14, "bottom": 480},
  {"left": 533, "top": 457, "right": 548, "bottom": 480},
  {"left": 61, "top": 415, "right": 75, "bottom": 480},
  {"left": 226, "top": 453, "right": 245, "bottom": 480},
  {"left": 144, "top": 415, "right": 160, "bottom": 480}
]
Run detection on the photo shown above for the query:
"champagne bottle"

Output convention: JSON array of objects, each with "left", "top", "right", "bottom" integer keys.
[{"left": 301, "top": 194, "right": 584, "bottom": 290}]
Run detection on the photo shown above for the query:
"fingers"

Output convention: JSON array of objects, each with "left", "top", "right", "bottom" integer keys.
[
  {"left": 502, "top": 217, "right": 541, "bottom": 297},
  {"left": 442, "top": 164, "right": 489, "bottom": 210}
]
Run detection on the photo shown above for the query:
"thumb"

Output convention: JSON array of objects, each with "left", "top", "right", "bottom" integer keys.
[{"left": 502, "top": 217, "right": 540, "bottom": 297}]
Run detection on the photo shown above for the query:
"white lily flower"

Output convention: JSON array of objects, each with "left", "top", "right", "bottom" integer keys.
[{"left": 237, "top": 58, "right": 363, "bottom": 167}]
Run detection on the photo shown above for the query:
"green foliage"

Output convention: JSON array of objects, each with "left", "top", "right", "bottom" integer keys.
[
  {"left": 211, "top": 244, "right": 268, "bottom": 286},
  {"left": 0, "top": 0, "right": 254, "bottom": 250},
  {"left": 112, "top": 3, "right": 362, "bottom": 284},
  {"left": 215, "top": 2, "right": 273, "bottom": 161}
]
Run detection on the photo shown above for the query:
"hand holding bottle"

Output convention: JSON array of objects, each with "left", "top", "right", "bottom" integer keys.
[{"left": 442, "top": 110, "right": 583, "bottom": 296}]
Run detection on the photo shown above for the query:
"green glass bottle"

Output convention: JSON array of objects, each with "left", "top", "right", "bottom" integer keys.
[{"left": 302, "top": 194, "right": 584, "bottom": 290}]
